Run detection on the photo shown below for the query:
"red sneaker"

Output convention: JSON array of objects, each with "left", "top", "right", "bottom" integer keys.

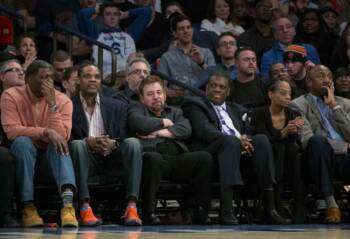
[
  {"left": 121, "top": 206, "right": 142, "bottom": 226},
  {"left": 80, "top": 206, "right": 102, "bottom": 226}
]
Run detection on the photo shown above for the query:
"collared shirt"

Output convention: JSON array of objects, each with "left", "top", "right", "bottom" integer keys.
[
  {"left": 211, "top": 102, "right": 241, "bottom": 139},
  {"left": 310, "top": 95, "right": 343, "bottom": 140},
  {"left": 80, "top": 93, "right": 105, "bottom": 137}
]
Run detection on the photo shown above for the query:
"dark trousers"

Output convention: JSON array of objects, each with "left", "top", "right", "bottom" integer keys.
[
  {"left": 0, "top": 147, "right": 15, "bottom": 217},
  {"left": 141, "top": 151, "right": 213, "bottom": 214},
  {"left": 205, "top": 134, "right": 275, "bottom": 192},
  {"left": 307, "top": 135, "right": 350, "bottom": 196},
  {"left": 70, "top": 138, "right": 143, "bottom": 200},
  {"left": 272, "top": 141, "right": 304, "bottom": 205}
]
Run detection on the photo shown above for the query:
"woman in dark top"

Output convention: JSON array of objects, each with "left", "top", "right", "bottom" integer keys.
[{"left": 251, "top": 80, "right": 305, "bottom": 223}]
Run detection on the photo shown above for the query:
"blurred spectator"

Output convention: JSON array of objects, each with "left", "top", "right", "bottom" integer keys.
[
  {"left": 237, "top": 0, "right": 274, "bottom": 63},
  {"left": 134, "top": 0, "right": 168, "bottom": 52},
  {"left": 200, "top": 0, "right": 245, "bottom": 37},
  {"left": 296, "top": 8, "right": 338, "bottom": 66},
  {"left": 283, "top": 44, "right": 310, "bottom": 97},
  {"left": 164, "top": 1, "right": 184, "bottom": 18},
  {"left": 231, "top": 0, "right": 255, "bottom": 30},
  {"left": 14, "top": 0, "right": 37, "bottom": 30},
  {"left": 196, "top": 31, "right": 237, "bottom": 89},
  {"left": 1, "top": 60, "right": 78, "bottom": 228},
  {"left": 17, "top": 35, "right": 37, "bottom": 71},
  {"left": 320, "top": 6, "right": 341, "bottom": 36},
  {"left": 51, "top": 50, "right": 74, "bottom": 92},
  {"left": 0, "top": 59, "right": 25, "bottom": 91},
  {"left": 261, "top": 16, "right": 320, "bottom": 78},
  {"left": 158, "top": 14, "right": 215, "bottom": 103},
  {"left": 61, "top": 66, "right": 78, "bottom": 98},
  {"left": 268, "top": 62, "right": 290, "bottom": 82},
  {"left": 330, "top": 23, "right": 350, "bottom": 71},
  {"left": 334, "top": 67, "right": 350, "bottom": 99},
  {"left": 116, "top": 56, "right": 150, "bottom": 103},
  {"left": 290, "top": 65, "right": 350, "bottom": 224},
  {"left": 227, "top": 47, "right": 266, "bottom": 109}
]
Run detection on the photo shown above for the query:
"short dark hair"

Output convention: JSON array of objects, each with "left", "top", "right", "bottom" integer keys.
[
  {"left": 62, "top": 66, "right": 78, "bottom": 82},
  {"left": 170, "top": 14, "right": 192, "bottom": 33},
  {"left": 77, "top": 61, "right": 99, "bottom": 77},
  {"left": 208, "top": 71, "right": 231, "bottom": 87},
  {"left": 100, "top": 2, "right": 119, "bottom": 16},
  {"left": 334, "top": 67, "right": 350, "bottom": 79},
  {"left": 206, "top": 0, "right": 232, "bottom": 23},
  {"left": 267, "top": 79, "right": 290, "bottom": 93},
  {"left": 139, "top": 75, "right": 166, "bottom": 96},
  {"left": 217, "top": 31, "right": 236, "bottom": 45},
  {"left": 234, "top": 46, "right": 254, "bottom": 59},
  {"left": 50, "top": 50, "right": 72, "bottom": 64},
  {"left": 26, "top": 60, "right": 53, "bottom": 78}
]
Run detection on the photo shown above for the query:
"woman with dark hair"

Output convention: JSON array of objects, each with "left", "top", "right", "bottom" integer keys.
[
  {"left": 200, "top": 0, "right": 245, "bottom": 37},
  {"left": 330, "top": 23, "right": 350, "bottom": 71},
  {"left": 296, "top": 8, "right": 338, "bottom": 66},
  {"left": 17, "top": 35, "right": 37, "bottom": 71},
  {"left": 251, "top": 80, "right": 305, "bottom": 223}
]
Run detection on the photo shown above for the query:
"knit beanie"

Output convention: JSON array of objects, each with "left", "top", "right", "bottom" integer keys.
[{"left": 283, "top": 44, "right": 307, "bottom": 63}]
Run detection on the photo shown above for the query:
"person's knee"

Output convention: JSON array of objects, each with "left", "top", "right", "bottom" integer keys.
[
  {"left": 121, "top": 137, "right": 141, "bottom": 149},
  {"left": 196, "top": 151, "right": 213, "bottom": 167},
  {"left": 143, "top": 152, "right": 163, "bottom": 171},
  {"left": 11, "top": 136, "right": 34, "bottom": 152},
  {"left": 308, "top": 135, "right": 329, "bottom": 148},
  {"left": 252, "top": 134, "right": 270, "bottom": 148},
  {"left": 69, "top": 140, "right": 86, "bottom": 152},
  {"left": 218, "top": 135, "right": 241, "bottom": 149}
]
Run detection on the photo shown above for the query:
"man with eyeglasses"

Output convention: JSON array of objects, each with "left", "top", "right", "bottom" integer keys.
[
  {"left": 261, "top": 16, "right": 320, "bottom": 78},
  {"left": 0, "top": 59, "right": 25, "bottom": 91},
  {"left": 227, "top": 47, "right": 267, "bottom": 109},
  {"left": 196, "top": 32, "right": 238, "bottom": 89},
  {"left": 117, "top": 57, "right": 151, "bottom": 104}
]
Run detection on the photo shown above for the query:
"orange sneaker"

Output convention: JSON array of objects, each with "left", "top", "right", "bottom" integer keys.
[
  {"left": 121, "top": 206, "right": 142, "bottom": 226},
  {"left": 80, "top": 206, "right": 102, "bottom": 226}
]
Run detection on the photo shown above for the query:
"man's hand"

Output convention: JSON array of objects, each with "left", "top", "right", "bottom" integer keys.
[
  {"left": 137, "top": 129, "right": 174, "bottom": 139},
  {"left": 86, "top": 135, "right": 115, "bottom": 156},
  {"left": 190, "top": 45, "right": 205, "bottom": 66},
  {"left": 163, "top": 119, "right": 174, "bottom": 128},
  {"left": 44, "top": 128, "right": 69, "bottom": 155},
  {"left": 323, "top": 84, "right": 337, "bottom": 108},
  {"left": 240, "top": 134, "right": 254, "bottom": 156},
  {"left": 281, "top": 122, "right": 298, "bottom": 138},
  {"left": 41, "top": 77, "right": 56, "bottom": 108}
]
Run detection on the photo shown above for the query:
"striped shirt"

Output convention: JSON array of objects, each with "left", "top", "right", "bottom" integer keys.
[{"left": 80, "top": 93, "right": 105, "bottom": 137}]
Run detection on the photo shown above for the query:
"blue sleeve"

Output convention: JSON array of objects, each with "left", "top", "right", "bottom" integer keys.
[
  {"left": 126, "top": 6, "right": 152, "bottom": 42},
  {"left": 304, "top": 44, "right": 321, "bottom": 64},
  {"left": 195, "top": 67, "right": 212, "bottom": 89},
  {"left": 78, "top": 7, "right": 99, "bottom": 39},
  {"left": 260, "top": 51, "right": 273, "bottom": 79}
]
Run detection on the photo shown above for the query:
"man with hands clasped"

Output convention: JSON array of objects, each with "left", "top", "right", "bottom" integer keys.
[
  {"left": 1, "top": 60, "right": 78, "bottom": 228},
  {"left": 290, "top": 65, "right": 350, "bottom": 224},
  {"left": 69, "top": 63, "right": 143, "bottom": 226}
]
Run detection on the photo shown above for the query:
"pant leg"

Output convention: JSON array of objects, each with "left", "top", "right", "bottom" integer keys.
[
  {"left": 334, "top": 151, "right": 350, "bottom": 184},
  {"left": 141, "top": 152, "right": 167, "bottom": 214},
  {"left": 248, "top": 134, "right": 275, "bottom": 190},
  {"left": 0, "top": 147, "right": 15, "bottom": 215},
  {"left": 45, "top": 144, "right": 76, "bottom": 192},
  {"left": 10, "top": 136, "right": 38, "bottom": 202},
  {"left": 205, "top": 135, "right": 243, "bottom": 191},
  {"left": 306, "top": 135, "right": 334, "bottom": 196},
  {"left": 70, "top": 139, "right": 97, "bottom": 200},
  {"left": 170, "top": 151, "right": 213, "bottom": 211},
  {"left": 272, "top": 141, "right": 286, "bottom": 210},
  {"left": 119, "top": 137, "right": 143, "bottom": 200},
  {"left": 284, "top": 142, "right": 304, "bottom": 196}
]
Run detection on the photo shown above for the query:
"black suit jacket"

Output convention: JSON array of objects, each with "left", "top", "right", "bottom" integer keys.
[
  {"left": 182, "top": 96, "right": 249, "bottom": 149},
  {"left": 71, "top": 94, "right": 128, "bottom": 141}
]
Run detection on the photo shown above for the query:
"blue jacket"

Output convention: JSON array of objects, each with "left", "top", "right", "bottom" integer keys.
[
  {"left": 260, "top": 42, "right": 320, "bottom": 79},
  {"left": 78, "top": 6, "right": 152, "bottom": 42}
]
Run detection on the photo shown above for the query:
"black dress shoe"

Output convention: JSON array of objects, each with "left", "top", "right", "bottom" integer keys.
[
  {"left": 220, "top": 210, "right": 239, "bottom": 225},
  {"left": 143, "top": 213, "right": 161, "bottom": 225},
  {"left": 265, "top": 210, "right": 292, "bottom": 225},
  {"left": 0, "top": 214, "right": 19, "bottom": 228},
  {"left": 192, "top": 206, "right": 211, "bottom": 225}
]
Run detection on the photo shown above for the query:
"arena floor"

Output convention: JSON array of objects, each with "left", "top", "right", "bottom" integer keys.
[{"left": 1, "top": 224, "right": 350, "bottom": 239}]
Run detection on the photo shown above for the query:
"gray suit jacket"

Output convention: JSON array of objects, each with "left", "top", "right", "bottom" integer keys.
[{"left": 290, "top": 93, "right": 350, "bottom": 154}]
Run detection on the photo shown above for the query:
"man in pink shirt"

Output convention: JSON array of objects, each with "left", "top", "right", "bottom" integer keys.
[{"left": 1, "top": 60, "right": 78, "bottom": 228}]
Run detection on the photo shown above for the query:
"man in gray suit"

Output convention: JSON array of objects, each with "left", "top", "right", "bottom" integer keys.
[{"left": 290, "top": 65, "right": 350, "bottom": 224}]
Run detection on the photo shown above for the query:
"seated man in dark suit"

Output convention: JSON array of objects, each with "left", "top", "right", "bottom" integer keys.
[
  {"left": 182, "top": 72, "right": 291, "bottom": 225},
  {"left": 69, "top": 62, "right": 143, "bottom": 226},
  {"left": 290, "top": 65, "right": 350, "bottom": 224},
  {"left": 128, "top": 75, "right": 213, "bottom": 225}
]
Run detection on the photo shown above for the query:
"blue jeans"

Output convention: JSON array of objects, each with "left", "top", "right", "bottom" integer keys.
[{"left": 11, "top": 136, "right": 76, "bottom": 202}]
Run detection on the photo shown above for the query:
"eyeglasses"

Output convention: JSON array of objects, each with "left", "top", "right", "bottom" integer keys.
[
  {"left": 129, "top": 69, "right": 150, "bottom": 76},
  {"left": 3, "top": 67, "right": 24, "bottom": 75},
  {"left": 219, "top": 41, "right": 236, "bottom": 47}
]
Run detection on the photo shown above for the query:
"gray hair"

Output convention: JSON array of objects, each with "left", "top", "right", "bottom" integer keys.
[
  {"left": 0, "top": 59, "right": 21, "bottom": 73},
  {"left": 25, "top": 60, "right": 53, "bottom": 78},
  {"left": 126, "top": 57, "right": 151, "bottom": 74}
]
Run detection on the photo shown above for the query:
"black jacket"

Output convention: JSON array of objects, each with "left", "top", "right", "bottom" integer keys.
[{"left": 71, "top": 94, "right": 127, "bottom": 141}]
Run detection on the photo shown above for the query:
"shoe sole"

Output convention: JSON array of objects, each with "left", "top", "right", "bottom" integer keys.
[
  {"left": 80, "top": 221, "right": 102, "bottom": 227},
  {"left": 61, "top": 223, "right": 79, "bottom": 228},
  {"left": 124, "top": 220, "right": 142, "bottom": 226}
]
